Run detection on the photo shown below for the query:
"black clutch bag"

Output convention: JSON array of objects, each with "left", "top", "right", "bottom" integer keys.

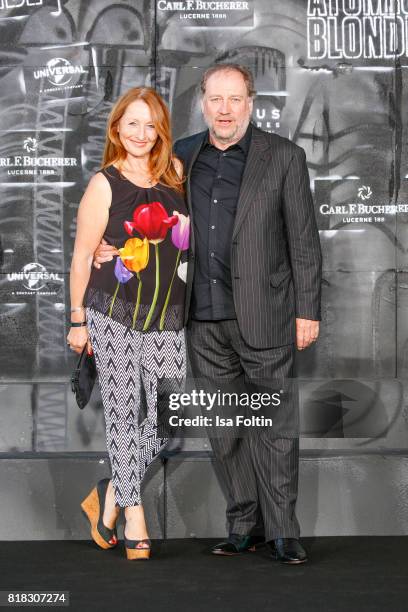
[{"left": 71, "top": 347, "right": 97, "bottom": 409}]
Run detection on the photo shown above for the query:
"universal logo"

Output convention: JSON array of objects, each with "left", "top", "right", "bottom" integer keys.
[
  {"left": 254, "top": 105, "right": 281, "bottom": 133},
  {"left": 33, "top": 58, "right": 87, "bottom": 93},
  {"left": 7, "top": 263, "right": 63, "bottom": 296}
]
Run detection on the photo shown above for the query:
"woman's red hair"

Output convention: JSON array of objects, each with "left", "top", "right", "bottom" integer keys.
[{"left": 102, "top": 87, "right": 184, "bottom": 192}]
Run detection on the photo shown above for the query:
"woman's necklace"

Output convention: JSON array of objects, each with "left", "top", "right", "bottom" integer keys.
[{"left": 121, "top": 163, "right": 153, "bottom": 187}]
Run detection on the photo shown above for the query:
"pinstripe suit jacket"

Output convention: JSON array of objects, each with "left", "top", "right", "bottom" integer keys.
[{"left": 174, "top": 124, "right": 322, "bottom": 349}]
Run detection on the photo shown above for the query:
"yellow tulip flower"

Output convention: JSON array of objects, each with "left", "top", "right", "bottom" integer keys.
[{"left": 119, "top": 237, "right": 149, "bottom": 273}]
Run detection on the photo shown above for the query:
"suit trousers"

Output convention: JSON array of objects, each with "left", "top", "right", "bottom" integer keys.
[{"left": 187, "top": 319, "right": 300, "bottom": 541}]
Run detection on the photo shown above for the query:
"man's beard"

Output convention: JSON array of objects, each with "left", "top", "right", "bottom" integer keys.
[
  {"left": 208, "top": 118, "right": 249, "bottom": 145},
  {"left": 210, "top": 123, "right": 240, "bottom": 144}
]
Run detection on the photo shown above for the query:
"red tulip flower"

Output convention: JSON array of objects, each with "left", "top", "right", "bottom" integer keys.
[
  {"left": 123, "top": 202, "right": 179, "bottom": 331},
  {"left": 124, "top": 202, "right": 179, "bottom": 245}
]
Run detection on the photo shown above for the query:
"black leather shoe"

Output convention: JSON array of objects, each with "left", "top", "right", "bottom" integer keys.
[
  {"left": 270, "top": 538, "right": 308, "bottom": 564},
  {"left": 212, "top": 534, "right": 265, "bottom": 556}
]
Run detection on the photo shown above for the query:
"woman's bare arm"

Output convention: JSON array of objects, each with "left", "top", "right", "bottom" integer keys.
[
  {"left": 67, "top": 173, "right": 111, "bottom": 351},
  {"left": 70, "top": 173, "right": 111, "bottom": 312}
]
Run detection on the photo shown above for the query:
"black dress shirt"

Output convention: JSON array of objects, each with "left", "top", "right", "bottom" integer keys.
[{"left": 189, "top": 124, "right": 252, "bottom": 320}]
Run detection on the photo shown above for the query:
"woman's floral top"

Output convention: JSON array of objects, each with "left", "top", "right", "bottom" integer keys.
[{"left": 85, "top": 165, "right": 189, "bottom": 331}]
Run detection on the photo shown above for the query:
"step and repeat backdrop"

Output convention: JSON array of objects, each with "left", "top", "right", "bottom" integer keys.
[{"left": 0, "top": 0, "right": 407, "bottom": 454}]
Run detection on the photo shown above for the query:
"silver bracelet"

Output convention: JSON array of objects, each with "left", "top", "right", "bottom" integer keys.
[{"left": 70, "top": 306, "right": 84, "bottom": 313}]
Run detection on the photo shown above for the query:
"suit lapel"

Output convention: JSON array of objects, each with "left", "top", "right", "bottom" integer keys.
[{"left": 232, "top": 127, "right": 271, "bottom": 240}]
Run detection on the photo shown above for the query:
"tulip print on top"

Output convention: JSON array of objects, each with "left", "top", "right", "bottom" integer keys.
[{"left": 85, "top": 165, "right": 189, "bottom": 332}]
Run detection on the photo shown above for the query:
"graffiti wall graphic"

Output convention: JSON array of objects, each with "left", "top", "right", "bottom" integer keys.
[{"left": 0, "top": 0, "right": 407, "bottom": 452}]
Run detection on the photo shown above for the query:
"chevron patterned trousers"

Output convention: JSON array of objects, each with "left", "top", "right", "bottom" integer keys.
[{"left": 86, "top": 308, "right": 186, "bottom": 507}]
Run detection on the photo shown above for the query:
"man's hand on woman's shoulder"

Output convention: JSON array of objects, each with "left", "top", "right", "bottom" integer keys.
[{"left": 93, "top": 238, "right": 119, "bottom": 269}]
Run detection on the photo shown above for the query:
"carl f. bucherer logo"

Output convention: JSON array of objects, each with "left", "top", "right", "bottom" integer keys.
[
  {"left": 357, "top": 185, "right": 372, "bottom": 201},
  {"left": 23, "top": 137, "right": 38, "bottom": 153}
]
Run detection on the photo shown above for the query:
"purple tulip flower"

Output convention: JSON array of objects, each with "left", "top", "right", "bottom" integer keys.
[
  {"left": 114, "top": 256, "right": 133, "bottom": 283},
  {"left": 171, "top": 212, "right": 190, "bottom": 251},
  {"left": 109, "top": 257, "right": 133, "bottom": 318}
]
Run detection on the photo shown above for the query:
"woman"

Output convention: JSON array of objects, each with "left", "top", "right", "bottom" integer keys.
[{"left": 67, "top": 87, "right": 189, "bottom": 560}]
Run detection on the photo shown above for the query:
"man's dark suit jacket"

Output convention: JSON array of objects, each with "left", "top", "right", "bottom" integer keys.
[{"left": 174, "top": 124, "right": 322, "bottom": 350}]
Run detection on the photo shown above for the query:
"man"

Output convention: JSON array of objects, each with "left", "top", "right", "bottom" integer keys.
[{"left": 95, "top": 64, "right": 322, "bottom": 564}]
